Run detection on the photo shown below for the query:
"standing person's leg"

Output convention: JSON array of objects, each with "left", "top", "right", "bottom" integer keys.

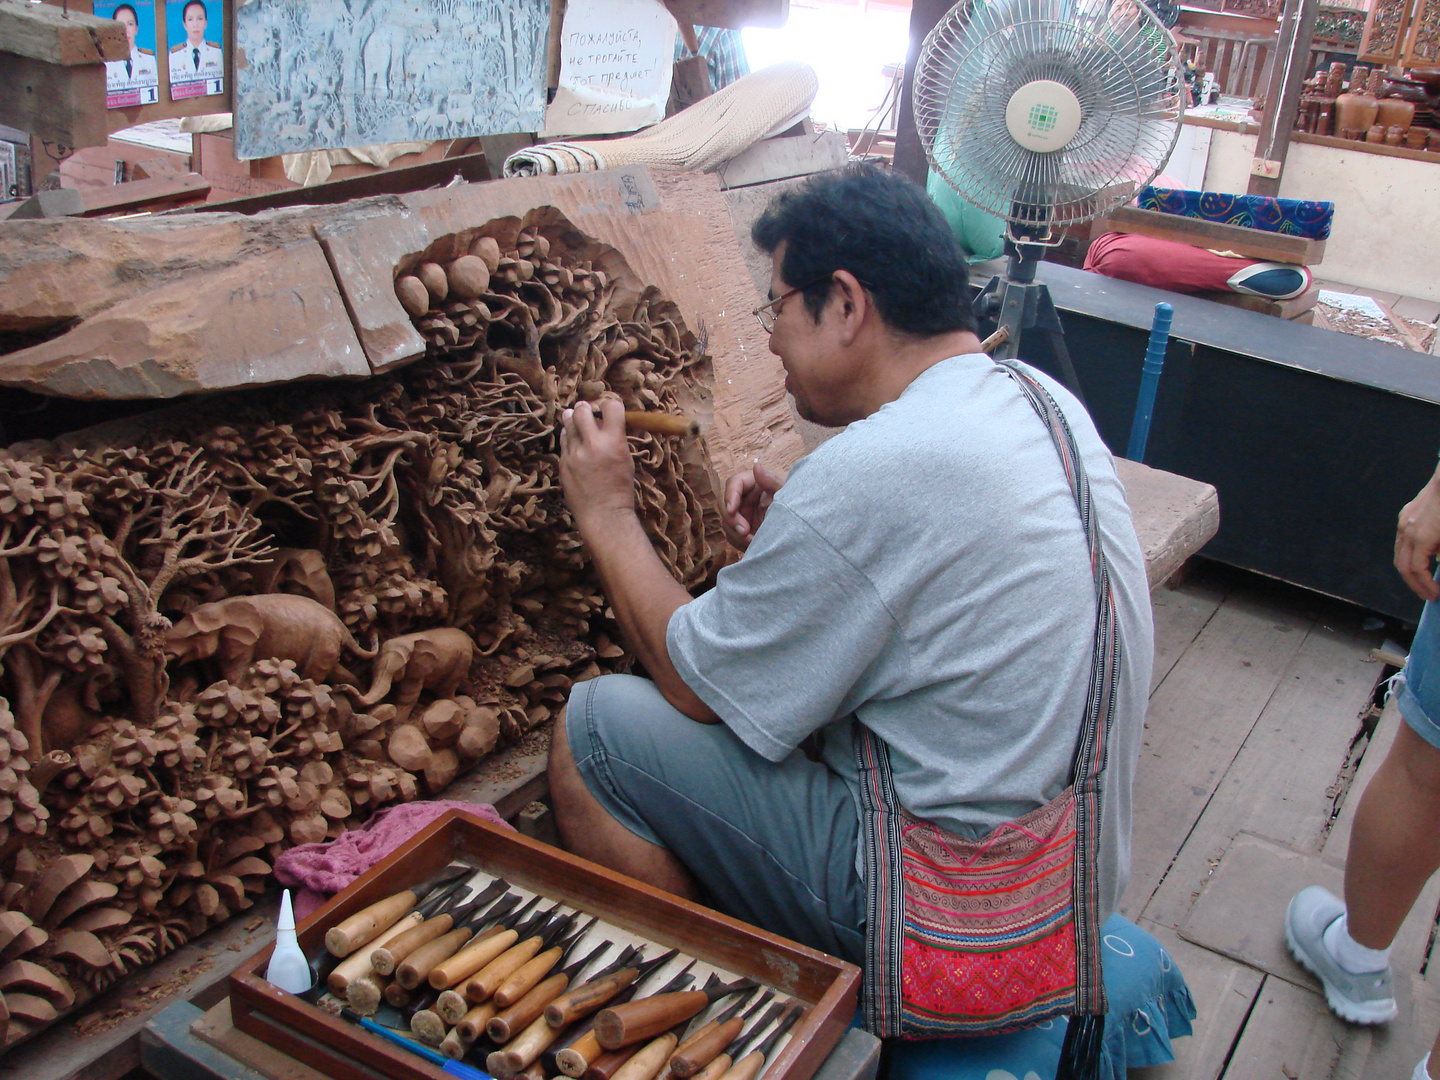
[
  {"left": 1288, "top": 597, "right": 1440, "bottom": 1039},
  {"left": 549, "top": 673, "right": 867, "bottom": 963}
]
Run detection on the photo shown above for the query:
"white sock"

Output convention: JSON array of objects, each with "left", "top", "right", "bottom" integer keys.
[
  {"left": 1323, "top": 914, "right": 1391, "bottom": 974},
  {"left": 1413, "top": 1053, "right": 1431, "bottom": 1080}
]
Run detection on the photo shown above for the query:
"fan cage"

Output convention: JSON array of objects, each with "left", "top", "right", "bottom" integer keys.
[{"left": 916, "top": 0, "right": 1186, "bottom": 231}]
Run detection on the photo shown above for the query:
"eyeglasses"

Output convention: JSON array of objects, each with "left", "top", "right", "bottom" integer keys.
[{"left": 752, "top": 276, "right": 832, "bottom": 333}]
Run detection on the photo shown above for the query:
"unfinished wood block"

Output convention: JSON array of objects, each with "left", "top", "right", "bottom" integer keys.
[{"left": 0, "top": 3, "right": 128, "bottom": 64}]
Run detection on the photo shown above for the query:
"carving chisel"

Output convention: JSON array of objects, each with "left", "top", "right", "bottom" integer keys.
[
  {"left": 685, "top": 1002, "right": 786, "bottom": 1080},
  {"left": 595, "top": 976, "right": 757, "bottom": 1049},
  {"left": 495, "top": 960, "right": 695, "bottom": 1078},
  {"left": 554, "top": 959, "right": 696, "bottom": 1079},
  {"left": 492, "top": 915, "right": 599, "bottom": 1007},
  {"left": 670, "top": 991, "right": 776, "bottom": 1078},
  {"left": 465, "top": 906, "right": 580, "bottom": 1002},
  {"left": 327, "top": 881, "right": 466, "bottom": 995},
  {"left": 326, "top": 865, "right": 471, "bottom": 957},
  {"left": 404, "top": 894, "right": 539, "bottom": 990},
  {"left": 372, "top": 879, "right": 510, "bottom": 975},
  {"left": 545, "top": 947, "right": 680, "bottom": 1028},
  {"left": 424, "top": 895, "right": 545, "bottom": 992},
  {"left": 716, "top": 1002, "right": 804, "bottom": 1080},
  {"left": 486, "top": 931, "right": 611, "bottom": 1040}
]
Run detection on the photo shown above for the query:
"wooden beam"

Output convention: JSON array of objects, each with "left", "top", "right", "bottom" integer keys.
[
  {"left": 77, "top": 172, "right": 211, "bottom": 216},
  {"left": 0, "top": 52, "right": 108, "bottom": 148},
  {"left": 0, "top": 0, "right": 127, "bottom": 64},
  {"left": 1247, "top": 0, "right": 1319, "bottom": 197},
  {"left": 892, "top": 0, "right": 953, "bottom": 185}
]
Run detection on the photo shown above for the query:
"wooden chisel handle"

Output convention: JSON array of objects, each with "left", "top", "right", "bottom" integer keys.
[
  {"left": 670, "top": 1017, "right": 744, "bottom": 1077},
  {"left": 457, "top": 1001, "right": 499, "bottom": 1042},
  {"left": 433, "top": 926, "right": 516, "bottom": 992},
  {"left": 493, "top": 1012, "right": 566, "bottom": 1075},
  {"left": 326, "top": 888, "right": 417, "bottom": 957},
  {"left": 557, "top": 1029, "right": 604, "bottom": 1077},
  {"left": 441, "top": 1027, "right": 472, "bottom": 1060},
  {"left": 465, "top": 935, "right": 545, "bottom": 1001},
  {"left": 437, "top": 989, "right": 471, "bottom": 1024},
  {"left": 612, "top": 1034, "right": 679, "bottom": 1080},
  {"left": 372, "top": 913, "right": 455, "bottom": 975},
  {"left": 398, "top": 925, "right": 472, "bottom": 989},
  {"left": 383, "top": 981, "right": 413, "bottom": 1008},
  {"left": 328, "top": 911, "right": 424, "bottom": 994},
  {"left": 546, "top": 967, "right": 639, "bottom": 1027},
  {"left": 584, "top": 1043, "right": 643, "bottom": 1080},
  {"left": 411, "top": 1007, "right": 448, "bottom": 1046},
  {"left": 596, "top": 990, "right": 708, "bottom": 1049},
  {"left": 689, "top": 1053, "right": 733, "bottom": 1080},
  {"left": 494, "top": 944, "right": 563, "bottom": 1007},
  {"left": 345, "top": 971, "right": 389, "bottom": 1016},
  {"left": 622, "top": 411, "right": 699, "bottom": 437},
  {"left": 515, "top": 1063, "right": 547, "bottom": 1080},
  {"left": 490, "top": 971, "right": 570, "bottom": 1042},
  {"left": 717, "top": 1050, "right": 766, "bottom": 1080}
]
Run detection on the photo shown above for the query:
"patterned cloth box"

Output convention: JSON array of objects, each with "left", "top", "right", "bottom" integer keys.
[{"left": 1139, "top": 186, "right": 1334, "bottom": 241}]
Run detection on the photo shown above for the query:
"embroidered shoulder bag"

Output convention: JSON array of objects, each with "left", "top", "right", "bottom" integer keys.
[{"left": 854, "top": 360, "right": 1123, "bottom": 1078}]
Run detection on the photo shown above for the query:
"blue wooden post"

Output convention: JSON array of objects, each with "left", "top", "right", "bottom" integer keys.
[{"left": 1126, "top": 302, "right": 1173, "bottom": 462}]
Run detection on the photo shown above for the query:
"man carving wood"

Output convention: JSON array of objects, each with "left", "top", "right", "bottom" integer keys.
[{"left": 551, "top": 164, "right": 1154, "bottom": 980}]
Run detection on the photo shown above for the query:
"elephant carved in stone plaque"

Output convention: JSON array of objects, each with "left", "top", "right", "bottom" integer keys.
[
  {"left": 347, "top": 628, "right": 475, "bottom": 723},
  {"left": 164, "top": 594, "right": 377, "bottom": 686}
]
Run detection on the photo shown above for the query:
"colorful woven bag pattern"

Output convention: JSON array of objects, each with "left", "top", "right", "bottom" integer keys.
[{"left": 1139, "top": 186, "right": 1334, "bottom": 240}]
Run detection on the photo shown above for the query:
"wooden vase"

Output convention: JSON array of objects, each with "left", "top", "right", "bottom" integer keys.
[
  {"left": 1366, "top": 124, "right": 1386, "bottom": 143},
  {"left": 1377, "top": 97, "right": 1417, "bottom": 129},
  {"left": 1336, "top": 90, "right": 1380, "bottom": 135}
]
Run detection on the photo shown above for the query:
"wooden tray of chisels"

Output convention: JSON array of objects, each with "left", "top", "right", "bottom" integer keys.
[{"left": 230, "top": 809, "right": 860, "bottom": 1080}]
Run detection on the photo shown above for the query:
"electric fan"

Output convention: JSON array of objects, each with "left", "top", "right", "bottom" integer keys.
[{"left": 914, "top": 0, "right": 1187, "bottom": 392}]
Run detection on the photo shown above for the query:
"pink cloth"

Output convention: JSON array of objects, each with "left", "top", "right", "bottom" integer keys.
[{"left": 275, "top": 799, "right": 512, "bottom": 920}]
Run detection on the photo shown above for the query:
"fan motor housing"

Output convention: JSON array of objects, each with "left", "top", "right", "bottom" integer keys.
[{"left": 1004, "top": 80, "right": 1083, "bottom": 152}]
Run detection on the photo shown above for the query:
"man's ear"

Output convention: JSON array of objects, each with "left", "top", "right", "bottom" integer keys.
[{"left": 831, "top": 270, "right": 869, "bottom": 341}]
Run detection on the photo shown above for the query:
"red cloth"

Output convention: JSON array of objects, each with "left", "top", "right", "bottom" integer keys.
[
  {"left": 1084, "top": 230, "right": 1256, "bottom": 292},
  {"left": 275, "top": 799, "right": 512, "bottom": 920}
]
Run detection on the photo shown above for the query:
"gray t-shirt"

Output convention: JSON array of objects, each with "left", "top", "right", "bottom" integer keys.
[{"left": 666, "top": 353, "right": 1153, "bottom": 919}]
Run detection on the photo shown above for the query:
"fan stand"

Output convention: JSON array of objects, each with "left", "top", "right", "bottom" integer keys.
[{"left": 972, "top": 234, "right": 1087, "bottom": 405}]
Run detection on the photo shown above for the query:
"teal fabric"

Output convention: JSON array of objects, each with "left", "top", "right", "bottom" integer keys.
[
  {"left": 884, "top": 914, "right": 1197, "bottom": 1080},
  {"left": 926, "top": 170, "right": 1006, "bottom": 263}
]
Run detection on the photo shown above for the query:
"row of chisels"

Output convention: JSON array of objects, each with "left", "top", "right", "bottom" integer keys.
[{"left": 301, "top": 864, "right": 807, "bottom": 1080}]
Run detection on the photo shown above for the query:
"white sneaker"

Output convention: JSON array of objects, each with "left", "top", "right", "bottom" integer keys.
[{"left": 1285, "top": 885, "right": 1397, "bottom": 1024}]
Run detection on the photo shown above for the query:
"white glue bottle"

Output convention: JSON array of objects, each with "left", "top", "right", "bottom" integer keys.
[{"left": 265, "top": 889, "right": 313, "bottom": 994}]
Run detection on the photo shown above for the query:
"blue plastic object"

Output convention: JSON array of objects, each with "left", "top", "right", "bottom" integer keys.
[
  {"left": 1126, "top": 302, "right": 1173, "bottom": 463},
  {"left": 344, "top": 1010, "right": 495, "bottom": 1080}
]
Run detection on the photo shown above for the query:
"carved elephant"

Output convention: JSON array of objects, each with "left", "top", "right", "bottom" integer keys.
[
  {"left": 164, "top": 594, "right": 376, "bottom": 686},
  {"left": 349, "top": 628, "right": 475, "bottom": 723}
]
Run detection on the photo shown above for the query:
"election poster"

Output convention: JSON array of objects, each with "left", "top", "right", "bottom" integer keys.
[
  {"left": 95, "top": 0, "right": 160, "bottom": 109},
  {"left": 167, "top": 0, "right": 225, "bottom": 101}
]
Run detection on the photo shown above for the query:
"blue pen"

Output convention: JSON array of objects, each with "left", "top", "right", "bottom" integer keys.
[{"left": 341, "top": 1008, "right": 495, "bottom": 1080}]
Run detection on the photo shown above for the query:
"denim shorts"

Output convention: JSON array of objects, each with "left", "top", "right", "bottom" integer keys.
[
  {"left": 1397, "top": 592, "right": 1440, "bottom": 749},
  {"left": 564, "top": 673, "right": 866, "bottom": 963}
]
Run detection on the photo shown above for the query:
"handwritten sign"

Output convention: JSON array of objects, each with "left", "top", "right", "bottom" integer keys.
[{"left": 543, "top": 0, "right": 677, "bottom": 137}]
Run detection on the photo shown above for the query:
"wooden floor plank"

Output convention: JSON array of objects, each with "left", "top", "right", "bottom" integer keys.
[
  {"left": 1142, "top": 620, "right": 1380, "bottom": 930},
  {"left": 1120, "top": 591, "right": 1313, "bottom": 918},
  {"left": 1150, "top": 572, "right": 1229, "bottom": 695},
  {"left": 1221, "top": 976, "right": 1369, "bottom": 1079},
  {"left": 1131, "top": 921, "right": 1264, "bottom": 1080}
]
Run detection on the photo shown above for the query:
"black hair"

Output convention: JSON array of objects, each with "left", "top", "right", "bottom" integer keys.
[
  {"left": 182, "top": 0, "right": 207, "bottom": 20},
  {"left": 113, "top": 3, "right": 138, "bottom": 19},
  {"left": 751, "top": 163, "right": 976, "bottom": 337}
]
